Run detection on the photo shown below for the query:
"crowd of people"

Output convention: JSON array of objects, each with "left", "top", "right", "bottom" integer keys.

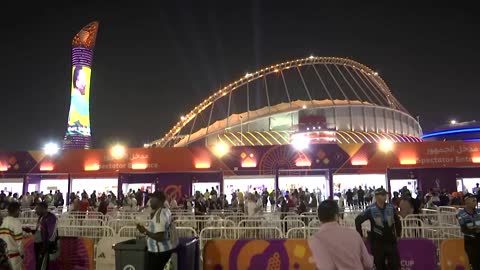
[{"left": 0, "top": 182, "right": 477, "bottom": 270}]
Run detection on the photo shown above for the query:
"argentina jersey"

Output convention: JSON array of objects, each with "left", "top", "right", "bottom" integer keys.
[{"left": 147, "top": 208, "right": 174, "bottom": 253}]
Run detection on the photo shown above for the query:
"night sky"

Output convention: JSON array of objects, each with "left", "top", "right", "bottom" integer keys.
[{"left": 1, "top": 2, "right": 478, "bottom": 150}]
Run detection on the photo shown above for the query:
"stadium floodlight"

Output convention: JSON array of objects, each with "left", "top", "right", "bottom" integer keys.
[
  {"left": 111, "top": 144, "right": 126, "bottom": 159},
  {"left": 213, "top": 142, "right": 230, "bottom": 157},
  {"left": 44, "top": 143, "right": 60, "bottom": 156},
  {"left": 379, "top": 139, "right": 394, "bottom": 152},
  {"left": 291, "top": 134, "right": 309, "bottom": 151},
  {"left": 450, "top": 120, "right": 457, "bottom": 125}
]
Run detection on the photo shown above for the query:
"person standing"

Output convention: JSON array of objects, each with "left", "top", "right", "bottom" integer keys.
[
  {"left": 136, "top": 191, "right": 177, "bottom": 269},
  {"left": 457, "top": 193, "right": 480, "bottom": 270},
  {"left": 357, "top": 186, "right": 365, "bottom": 209},
  {"left": 24, "top": 202, "right": 59, "bottom": 270},
  {"left": 308, "top": 200, "right": 373, "bottom": 270},
  {"left": 346, "top": 189, "right": 354, "bottom": 210},
  {"left": 355, "top": 188, "right": 402, "bottom": 270},
  {"left": 0, "top": 202, "right": 23, "bottom": 270}
]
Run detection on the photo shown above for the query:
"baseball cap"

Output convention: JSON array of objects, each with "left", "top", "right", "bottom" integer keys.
[{"left": 374, "top": 188, "right": 387, "bottom": 196}]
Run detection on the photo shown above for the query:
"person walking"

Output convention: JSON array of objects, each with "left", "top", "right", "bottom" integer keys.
[
  {"left": 308, "top": 200, "right": 373, "bottom": 270},
  {"left": 457, "top": 193, "right": 480, "bottom": 270},
  {"left": 355, "top": 188, "right": 402, "bottom": 270}
]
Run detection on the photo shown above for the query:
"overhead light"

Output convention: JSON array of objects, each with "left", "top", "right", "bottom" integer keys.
[
  {"left": 85, "top": 163, "right": 100, "bottom": 171},
  {"left": 291, "top": 134, "right": 309, "bottom": 151},
  {"left": 295, "top": 159, "right": 311, "bottom": 167},
  {"left": 0, "top": 163, "right": 7, "bottom": 172},
  {"left": 302, "top": 105, "right": 307, "bottom": 109},
  {"left": 213, "top": 142, "right": 230, "bottom": 157},
  {"left": 400, "top": 159, "right": 417, "bottom": 165},
  {"left": 43, "top": 143, "right": 59, "bottom": 156},
  {"left": 351, "top": 159, "right": 368, "bottom": 166},
  {"left": 195, "top": 162, "right": 211, "bottom": 169},
  {"left": 111, "top": 144, "right": 126, "bottom": 160},
  {"left": 379, "top": 140, "right": 394, "bottom": 152},
  {"left": 450, "top": 120, "right": 457, "bottom": 125},
  {"left": 181, "top": 116, "right": 186, "bottom": 121}
]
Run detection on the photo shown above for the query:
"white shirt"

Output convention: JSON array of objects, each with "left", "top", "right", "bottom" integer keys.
[
  {"left": 147, "top": 208, "right": 174, "bottom": 253},
  {"left": 0, "top": 216, "right": 24, "bottom": 257}
]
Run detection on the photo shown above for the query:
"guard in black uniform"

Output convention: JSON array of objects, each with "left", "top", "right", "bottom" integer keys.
[
  {"left": 457, "top": 193, "right": 480, "bottom": 270},
  {"left": 355, "top": 187, "right": 402, "bottom": 270}
]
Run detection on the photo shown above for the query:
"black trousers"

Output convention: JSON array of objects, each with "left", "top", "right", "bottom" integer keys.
[
  {"left": 147, "top": 250, "right": 173, "bottom": 269},
  {"left": 465, "top": 240, "right": 480, "bottom": 270},
  {"left": 371, "top": 242, "right": 400, "bottom": 270},
  {"left": 34, "top": 243, "right": 48, "bottom": 270}
]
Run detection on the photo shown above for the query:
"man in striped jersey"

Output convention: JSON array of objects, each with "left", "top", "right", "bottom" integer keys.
[
  {"left": 0, "top": 202, "right": 23, "bottom": 270},
  {"left": 137, "top": 191, "right": 177, "bottom": 269}
]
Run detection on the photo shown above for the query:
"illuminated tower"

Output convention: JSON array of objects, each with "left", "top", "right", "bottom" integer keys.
[{"left": 63, "top": 21, "right": 99, "bottom": 149}]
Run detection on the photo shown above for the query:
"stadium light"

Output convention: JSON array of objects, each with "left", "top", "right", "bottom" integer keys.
[
  {"left": 111, "top": 144, "right": 126, "bottom": 160},
  {"left": 44, "top": 143, "right": 60, "bottom": 156},
  {"left": 450, "top": 120, "right": 457, "bottom": 125},
  {"left": 379, "top": 139, "right": 394, "bottom": 152},
  {"left": 291, "top": 134, "right": 310, "bottom": 151},
  {"left": 213, "top": 142, "right": 230, "bottom": 157}
]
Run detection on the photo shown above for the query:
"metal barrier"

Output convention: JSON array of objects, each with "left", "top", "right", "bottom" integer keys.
[
  {"left": 174, "top": 218, "right": 235, "bottom": 234},
  {"left": 285, "top": 227, "right": 318, "bottom": 238},
  {"left": 107, "top": 219, "right": 149, "bottom": 234},
  {"left": 117, "top": 225, "right": 198, "bottom": 239},
  {"left": 58, "top": 218, "right": 104, "bottom": 227},
  {"left": 58, "top": 225, "right": 115, "bottom": 245}
]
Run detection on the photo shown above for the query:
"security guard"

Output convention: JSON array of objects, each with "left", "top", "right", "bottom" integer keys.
[
  {"left": 355, "top": 187, "right": 402, "bottom": 270},
  {"left": 457, "top": 193, "right": 480, "bottom": 270}
]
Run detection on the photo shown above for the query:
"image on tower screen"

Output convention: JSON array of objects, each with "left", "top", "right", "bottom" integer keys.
[{"left": 67, "top": 65, "right": 91, "bottom": 137}]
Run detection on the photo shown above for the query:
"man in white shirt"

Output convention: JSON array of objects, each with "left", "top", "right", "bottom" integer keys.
[
  {"left": 137, "top": 191, "right": 176, "bottom": 269},
  {"left": 0, "top": 202, "right": 24, "bottom": 270}
]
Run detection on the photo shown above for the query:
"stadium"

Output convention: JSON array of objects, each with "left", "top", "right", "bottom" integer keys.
[{"left": 150, "top": 56, "right": 422, "bottom": 148}]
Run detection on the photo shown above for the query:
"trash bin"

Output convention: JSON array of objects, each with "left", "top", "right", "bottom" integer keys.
[
  {"left": 174, "top": 237, "right": 200, "bottom": 270},
  {"left": 113, "top": 238, "right": 147, "bottom": 270}
]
